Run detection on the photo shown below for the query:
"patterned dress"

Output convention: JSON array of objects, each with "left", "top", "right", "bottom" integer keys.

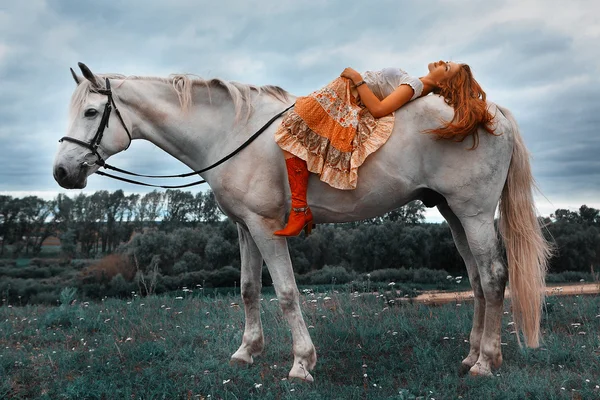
[{"left": 275, "top": 68, "right": 423, "bottom": 190}]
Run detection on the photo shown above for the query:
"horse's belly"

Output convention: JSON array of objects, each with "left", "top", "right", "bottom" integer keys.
[{"left": 307, "top": 150, "right": 420, "bottom": 223}]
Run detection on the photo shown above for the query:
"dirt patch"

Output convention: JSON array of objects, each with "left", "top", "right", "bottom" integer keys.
[{"left": 406, "top": 283, "right": 600, "bottom": 305}]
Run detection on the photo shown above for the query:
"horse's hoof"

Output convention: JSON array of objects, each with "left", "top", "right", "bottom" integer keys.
[
  {"left": 230, "top": 355, "right": 253, "bottom": 367},
  {"left": 458, "top": 362, "right": 472, "bottom": 376},
  {"left": 288, "top": 362, "right": 314, "bottom": 383},
  {"left": 289, "top": 371, "right": 314, "bottom": 383},
  {"left": 468, "top": 363, "right": 493, "bottom": 377}
]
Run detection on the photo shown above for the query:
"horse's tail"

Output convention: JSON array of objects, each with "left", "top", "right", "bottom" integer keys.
[{"left": 497, "top": 105, "right": 553, "bottom": 348}]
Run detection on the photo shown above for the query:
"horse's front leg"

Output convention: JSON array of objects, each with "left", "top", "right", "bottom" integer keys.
[
  {"left": 248, "top": 218, "right": 317, "bottom": 382},
  {"left": 230, "top": 223, "right": 265, "bottom": 366}
]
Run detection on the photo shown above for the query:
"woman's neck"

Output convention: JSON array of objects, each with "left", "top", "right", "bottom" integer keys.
[{"left": 419, "top": 76, "right": 438, "bottom": 96}]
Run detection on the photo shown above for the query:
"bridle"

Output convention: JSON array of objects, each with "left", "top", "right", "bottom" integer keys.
[
  {"left": 59, "top": 78, "right": 132, "bottom": 167},
  {"left": 58, "top": 77, "right": 295, "bottom": 189}
]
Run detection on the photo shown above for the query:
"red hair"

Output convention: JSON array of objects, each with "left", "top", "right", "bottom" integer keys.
[{"left": 426, "top": 64, "right": 497, "bottom": 149}]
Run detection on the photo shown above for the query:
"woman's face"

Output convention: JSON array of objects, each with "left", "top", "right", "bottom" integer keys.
[{"left": 428, "top": 60, "right": 461, "bottom": 83}]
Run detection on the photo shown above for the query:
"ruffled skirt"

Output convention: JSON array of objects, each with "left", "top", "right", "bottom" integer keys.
[{"left": 274, "top": 77, "right": 394, "bottom": 190}]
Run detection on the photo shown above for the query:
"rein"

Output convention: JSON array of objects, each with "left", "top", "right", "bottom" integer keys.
[{"left": 59, "top": 77, "right": 295, "bottom": 189}]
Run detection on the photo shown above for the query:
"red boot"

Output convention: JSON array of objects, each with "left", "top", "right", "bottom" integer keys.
[{"left": 274, "top": 157, "right": 314, "bottom": 237}]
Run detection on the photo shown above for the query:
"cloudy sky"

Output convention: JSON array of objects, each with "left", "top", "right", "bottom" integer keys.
[{"left": 0, "top": 0, "right": 598, "bottom": 222}]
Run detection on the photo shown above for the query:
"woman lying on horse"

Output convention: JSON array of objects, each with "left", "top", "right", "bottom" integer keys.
[{"left": 274, "top": 60, "right": 496, "bottom": 236}]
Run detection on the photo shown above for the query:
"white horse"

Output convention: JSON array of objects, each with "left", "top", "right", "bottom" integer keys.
[{"left": 53, "top": 63, "right": 551, "bottom": 381}]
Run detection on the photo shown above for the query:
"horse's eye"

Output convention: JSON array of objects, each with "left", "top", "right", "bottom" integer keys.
[{"left": 84, "top": 109, "right": 98, "bottom": 118}]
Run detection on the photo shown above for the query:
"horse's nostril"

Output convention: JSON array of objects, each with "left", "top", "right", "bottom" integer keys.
[{"left": 55, "top": 166, "right": 68, "bottom": 181}]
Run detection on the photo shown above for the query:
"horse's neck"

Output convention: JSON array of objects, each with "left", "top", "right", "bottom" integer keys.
[{"left": 117, "top": 79, "right": 251, "bottom": 172}]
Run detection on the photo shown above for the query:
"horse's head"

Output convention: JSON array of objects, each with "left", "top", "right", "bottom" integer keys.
[{"left": 53, "top": 63, "right": 132, "bottom": 189}]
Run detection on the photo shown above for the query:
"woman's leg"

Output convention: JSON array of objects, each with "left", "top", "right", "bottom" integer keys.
[{"left": 274, "top": 151, "right": 314, "bottom": 236}]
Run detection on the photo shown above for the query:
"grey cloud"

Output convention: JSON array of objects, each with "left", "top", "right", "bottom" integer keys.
[
  {"left": 459, "top": 20, "right": 587, "bottom": 89},
  {"left": 0, "top": 0, "right": 598, "bottom": 214}
]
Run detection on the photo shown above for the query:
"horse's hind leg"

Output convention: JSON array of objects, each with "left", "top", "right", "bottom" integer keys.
[
  {"left": 230, "top": 223, "right": 265, "bottom": 366},
  {"left": 246, "top": 218, "right": 317, "bottom": 382},
  {"left": 457, "top": 211, "right": 508, "bottom": 376},
  {"left": 437, "top": 203, "right": 485, "bottom": 375}
]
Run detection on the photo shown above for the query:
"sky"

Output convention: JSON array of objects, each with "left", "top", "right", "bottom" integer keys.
[{"left": 0, "top": 0, "right": 598, "bottom": 222}]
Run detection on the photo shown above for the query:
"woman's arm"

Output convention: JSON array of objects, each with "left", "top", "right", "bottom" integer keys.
[{"left": 340, "top": 68, "right": 417, "bottom": 118}]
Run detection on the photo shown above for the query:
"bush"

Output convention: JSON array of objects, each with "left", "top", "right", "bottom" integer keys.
[
  {"left": 80, "top": 254, "right": 135, "bottom": 283},
  {"left": 172, "top": 251, "right": 204, "bottom": 274},
  {"left": 297, "top": 266, "right": 356, "bottom": 285},
  {"left": 78, "top": 282, "right": 106, "bottom": 300},
  {"left": 0, "top": 266, "right": 51, "bottom": 279},
  {"left": 366, "top": 268, "right": 413, "bottom": 283},
  {"left": 107, "top": 274, "right": 136, "bottom": 298},
  {"left": 162, "top": 271, "right": 210, "bottom": 290},
  {"left": 412, "top": 268, "right": 449, "bottom": 284},
  {"left": 29, "top": 291, "right": 59, "bottom": 305},
  {"left": 208, "top": 266, "right": 240, "bottom": 287},
  {"left": 70, "top": 259, "right": 93, "bottom": 270}
]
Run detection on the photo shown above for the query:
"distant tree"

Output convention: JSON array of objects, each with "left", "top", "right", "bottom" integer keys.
[
  {"left": 379, "top": 200, "right": 426, "bottom": 225},
  {"left": 551, "top": 208, "right": 580, "bottom": 224},
  {"left": 0, "top": 195, "right": 19, "bottom": 255},
  {"left": 190, "top": 192, "right": 206, "bottom": 226},
  {"left": 201, "top": 190, "right": 223, "bottom": 223},
  {"left": 137, "top": 190, "right": 164, "bottom": 225},
  {"left": 103, "top": 190, "right": 127, "bottom": 252},
  {"left": 578, "top": 205, "right": 600, "bottom": 225},
  {"left": 17, "top": 196, "right": 54, "bottom": 255},
  {"left": 53, "top": 194, "right": 74, "bottom": 231},
  {"left": 551, "top": 206, "right": 600, "bottom": 225},
  {"left": 71, "top": 193, "right": 103, "bottom": 257},
  {"left": 549, "top": 222, "right": 599, "bottom": 272},
  {"left": 60, "top": 228, "right": 78, "bottom": 259},
  {"left": 124, "top": 194, "right": 139, "bottom": 223},
  {"left": 427, "top": 223, "right": 463, "bottom": 273},
  {"left": 162, "top": 190, "right": 194, "bottom": 230}
]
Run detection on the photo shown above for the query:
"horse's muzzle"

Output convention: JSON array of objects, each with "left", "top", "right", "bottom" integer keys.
[{"left": 53, "top": 164, "right": 87, "bottom": 189}]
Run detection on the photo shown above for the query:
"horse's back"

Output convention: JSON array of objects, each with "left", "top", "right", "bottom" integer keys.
[{"left": 307, "top": 95, "right": 515, "bottom": 222}]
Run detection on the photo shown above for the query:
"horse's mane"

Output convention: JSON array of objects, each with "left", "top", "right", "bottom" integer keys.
[{"left": 70, "top": 74, "right": 290, "bottom": 121}]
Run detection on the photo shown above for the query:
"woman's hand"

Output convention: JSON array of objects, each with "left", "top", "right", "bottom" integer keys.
[{"left": 340, "top": 67, "right": 362, "bottom": 84}]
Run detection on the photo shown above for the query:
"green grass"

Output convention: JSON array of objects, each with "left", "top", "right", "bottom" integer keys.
[{"left": 1, "top": 289, "right": 599, "bottom": 399}]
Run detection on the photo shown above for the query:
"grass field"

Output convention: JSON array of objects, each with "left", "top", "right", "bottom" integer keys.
[{"left": 1, "top": 288, "right": 599, "bottom": 399}]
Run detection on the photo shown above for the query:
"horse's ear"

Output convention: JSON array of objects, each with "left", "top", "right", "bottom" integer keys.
[
  {"left": 78, "top": 62, "right": 100, "bottom": 87},
  {"left": 70, "top": 68, "right": 80, "bottom": 85}
]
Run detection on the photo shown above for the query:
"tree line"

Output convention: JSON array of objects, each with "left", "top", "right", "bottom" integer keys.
[
  {"left": 0, "top": 190, "right": 222, "bottom": 257},
  {"left": 1, "top": 190, "right": 599, "bottom": 276}
]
